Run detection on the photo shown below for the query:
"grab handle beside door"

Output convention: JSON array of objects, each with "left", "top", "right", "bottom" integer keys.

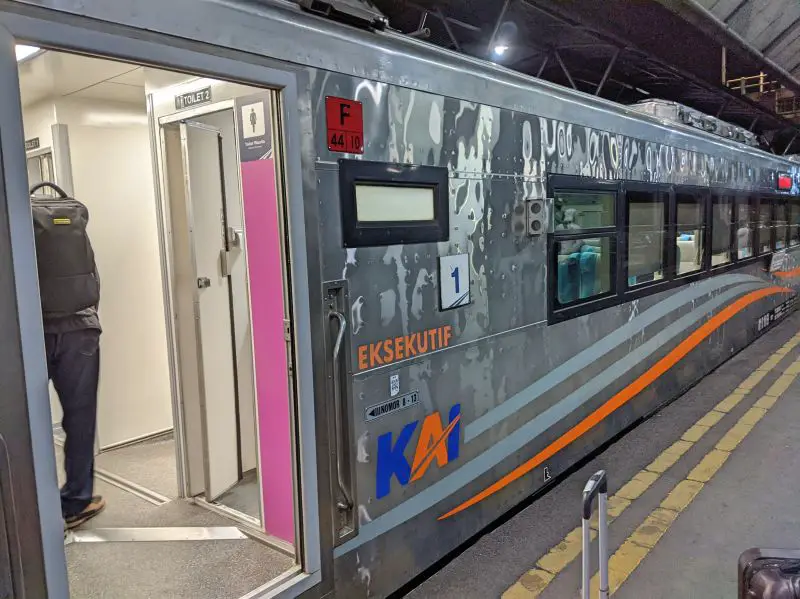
[{"left": 329, "top": 310, "right": 353, "bottom": 511}]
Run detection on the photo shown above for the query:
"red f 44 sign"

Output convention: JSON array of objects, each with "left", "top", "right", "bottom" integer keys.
[{"left": 325, "top": 96, "right": 364, "bottom": 154}]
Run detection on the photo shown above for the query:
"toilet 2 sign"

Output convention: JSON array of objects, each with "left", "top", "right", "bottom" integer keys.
[{"left": 439, "top": 254, "right": 470, "bottom": 310}]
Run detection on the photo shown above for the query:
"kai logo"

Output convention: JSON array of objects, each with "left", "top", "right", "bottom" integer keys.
[{"left": 376, "top": 404, "right": 461, "bottom": 499}]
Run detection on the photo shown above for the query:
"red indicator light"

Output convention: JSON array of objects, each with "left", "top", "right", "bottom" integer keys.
[{"left": 778, "top": 174, "right": 792, "bottom": 190}]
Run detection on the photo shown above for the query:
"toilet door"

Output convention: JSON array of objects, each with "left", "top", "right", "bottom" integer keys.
[{"left": 180, "top": 121, "right": 239, "bottom": 500}]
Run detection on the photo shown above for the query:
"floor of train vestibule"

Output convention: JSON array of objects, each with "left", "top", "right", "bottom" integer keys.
[
  {"left": 92, "top": 434, "right": 261, "bottom": 519},
  {"left": 95, "top": 434, "right": 178, "bottom": 498},
  {"left": 54, "top": 444, "right": 291, "bottom": 598},
  {"left": 404, "top": 310, "right": 800, "bottom": 599}
]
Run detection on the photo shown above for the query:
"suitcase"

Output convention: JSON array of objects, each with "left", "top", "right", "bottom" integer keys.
[
  {"left": 582, "top": 470, "right": 609, "bottom": 599},
  {"left": 739, "top": 548, "right": 800, "bottom": 598}
]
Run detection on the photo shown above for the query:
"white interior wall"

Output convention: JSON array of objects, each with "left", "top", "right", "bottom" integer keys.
[
  {"left": 24, "top": 101, "right": 63, "bottom": 427},
  {"left": 22, "top": 94, "right": 174, "bottom": 447},
  {"left": 54, "top": 97, "right": 174, "bottom": 448},
  {"left": 22, "top": 101, "right": 56, "bottom": 148}
]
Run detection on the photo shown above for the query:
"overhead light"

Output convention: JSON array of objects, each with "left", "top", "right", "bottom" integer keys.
[
  {"left": 493, "top": 44, "right": 509, "bottom": 57},
  {"left": 15, "top": 45, "right": 40, "bottom": 62}
]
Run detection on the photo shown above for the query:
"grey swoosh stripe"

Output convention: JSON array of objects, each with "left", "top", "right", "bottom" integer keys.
[
  {"left": 464, "top": 273, "right": 762, "bottom": 442},
  {"left": 335, "top": 281, "right": 765, "bottom": 557}
]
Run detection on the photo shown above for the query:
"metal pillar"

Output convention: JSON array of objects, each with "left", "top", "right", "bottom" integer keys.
[
  {"left": 51, "top": 124, "right": 74, "bottom": 196},
  {"left": 435, "top": 8, "right": 461, "bottom": 51},
  {"left": 409, "top": 11, "right": 430, "bottom": 38},
  {"left": 595, "top": 48, "right": 620, "bottom": 96},
  {"left": 721, "top": 46, "right": 727, "bottom": 85},
  {"left": 536, "top": 53, "right": 550, "bottom": 77},
  {"left": 554, "top": 50, "right": 577, "bottom": 90},
  {"left": 783, "top": 131, "right": 799, "bottom": 155},
  {"left": 406, "top": 1, "right": 481, "bottom": 33}
]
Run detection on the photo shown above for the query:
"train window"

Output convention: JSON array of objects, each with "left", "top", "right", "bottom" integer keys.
[
  {"left": 626, "top": 190, "right": 665, "bottom": 286},
  {"left": 554, "top": 191, "right": 615, "bottom": 230},
  {"left": 675, "top": 193, "right": 705, "bottom": 275},
  {"left": 790, "top": 199, "right": 800, "bottom": 247},
  {"left": 774, "top": 200, "right": 788, "bottom": 250},
  {"left": 555, "top": 236, "right": 614, "bottom": 305},
  {"left": 711, "top": 195, "right": 733, "bottom": 267},
  {"left": 337, "top": 159, "right": 450, "bottom": 247},
  {"left": 355, "top": 184, "right": 435, "bottom": 221},
  {"left": 549, "top": 180, "right": 776, "bottom": 325},
  {"left": 548, "top": 178, "right": 620, "bottom": 321},
  {"left": 758, "top": 197, "right": 772, "bottom": 254},
  {"left": 736, "top": 196, "right": 756, "bottom": 259}
]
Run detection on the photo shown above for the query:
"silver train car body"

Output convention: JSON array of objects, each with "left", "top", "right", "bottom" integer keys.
[{"left": 3, "top": 1, "right": 800, "bottom": 598}]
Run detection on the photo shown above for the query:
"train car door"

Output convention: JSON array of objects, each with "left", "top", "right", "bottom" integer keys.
[
  {"left": 179, "top": 120, "right": 241, "bottom": 500},
  {"left": 0, "top": 26, "right": 69, "bottom": 598},
  {"left": 0, "top": 5, "right": 326, "bottom": 597}
]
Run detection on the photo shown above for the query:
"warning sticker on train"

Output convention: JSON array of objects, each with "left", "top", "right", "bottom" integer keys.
[
  {"left": 770, "top": 249, "right": 788, "bottom": 273},
  {"left": 325, "top": 96, "right": 364, "bottom": 154},
  {"left": 757, "top": 295, "right": 796, "bottom": 333},
  {"left": 365, "top": 391, "right": 420, "bottom": 422}
]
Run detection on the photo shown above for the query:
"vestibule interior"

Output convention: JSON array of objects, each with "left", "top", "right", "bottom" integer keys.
[{"left": 17, "top": 47, "right": 297, "bottom": 597}]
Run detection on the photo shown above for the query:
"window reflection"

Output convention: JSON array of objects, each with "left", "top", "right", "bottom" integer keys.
[
  {"left": 774, "top": 202, "right": 787, "bottom": 250},
  {"left": 759, "top": 200, "right": 771, "bottom": 254},
  {"left": 555, "top": 237, "right": 612, "bottom": 305},
  {"left": 737, "top": 197, "right": 755, "bottom": 259},
  {"left": 676, "top": 194, "right": 704, "bottom": 275},
  {"left": 554, "top": 191, "right": 615, "bottom": 229},
  {"left": 627, "top": 191, "right": 665, "bottom": 286},
  {"left": 553, "top": 189, "right": 615, "bottom": 307},
  {"left": 711, "top": 196, "right": 732, "bottom": 266}
]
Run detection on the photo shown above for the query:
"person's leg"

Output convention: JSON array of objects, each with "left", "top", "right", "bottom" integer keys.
[{"left": 50, "top": 329, "right": 103, "bottom": 523}]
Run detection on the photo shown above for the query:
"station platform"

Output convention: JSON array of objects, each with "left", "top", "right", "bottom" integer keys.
[{"left": 406, "top": 311, "right": 800, "bottom": 599}]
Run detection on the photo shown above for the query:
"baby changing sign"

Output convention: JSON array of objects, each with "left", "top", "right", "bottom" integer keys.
[
  {"left": 235, "top": 92, "right": 272, "bottom": 163},
  {"left": 325, "top": 96, "right": 364, "bottom": 154}
]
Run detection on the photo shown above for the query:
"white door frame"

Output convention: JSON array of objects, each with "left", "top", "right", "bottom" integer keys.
[
  {"left": 0, "top": 7, "right": 322, "bottom": 598},
  {"left": 158, "top": 103, "right": 264, "bottom": 524}
]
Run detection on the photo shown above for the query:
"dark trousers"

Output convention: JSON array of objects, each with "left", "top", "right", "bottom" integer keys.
[{"left": 45, "top": 329, "right": 100, "bottom": 518}]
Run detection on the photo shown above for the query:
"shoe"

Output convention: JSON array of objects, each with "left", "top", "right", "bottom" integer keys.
[{"left": 64, "top": 496, "right": 106, "bottom": 530}]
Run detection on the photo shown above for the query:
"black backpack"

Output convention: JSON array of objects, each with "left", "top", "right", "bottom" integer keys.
[{"left": 30, "top": 182, "right": 99, "bottom": 318}]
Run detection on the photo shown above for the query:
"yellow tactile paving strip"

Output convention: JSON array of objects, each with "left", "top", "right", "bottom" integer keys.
[{"left": 503, "top": 332, "right": 800, "bottom": 599}]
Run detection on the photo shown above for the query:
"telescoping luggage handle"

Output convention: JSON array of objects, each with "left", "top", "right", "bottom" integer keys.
[
  {"left": 30, "top": 181, "right": 68, "bottom": 198},
  {"left": 582, "top": 470, "right": 609, "bottom": 599}
]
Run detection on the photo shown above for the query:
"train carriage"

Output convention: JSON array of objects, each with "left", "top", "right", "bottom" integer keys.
[{"left": 0, "top": 1, "right": 797, "bottom": 598}]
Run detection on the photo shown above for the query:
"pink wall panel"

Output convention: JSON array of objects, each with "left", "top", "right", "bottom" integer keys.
[{"left": 240, "top": 158, "right": 294, "bottom": 544}]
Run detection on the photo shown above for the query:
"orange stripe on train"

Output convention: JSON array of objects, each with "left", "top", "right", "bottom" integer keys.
[
  {"left": 438, "top": 286, "right": 792, "bottom": 521},
  {"left": 774, "top": 267, "right": 800, "bottom": 279}
]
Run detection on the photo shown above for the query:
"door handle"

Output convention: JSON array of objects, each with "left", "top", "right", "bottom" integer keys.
[
  {"left": 197, "top": 277, "right": 211, "bottom": 289},
  {"left": 227, "top": 226, "right": 243, "bottom": 249},
  {"left": 329, "top": 310, "right": 353, "bottom": 511}
]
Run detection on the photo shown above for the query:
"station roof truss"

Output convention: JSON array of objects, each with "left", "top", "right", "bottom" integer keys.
[{"left": 367, "top": 0, "right": 800, "bottom": 157}]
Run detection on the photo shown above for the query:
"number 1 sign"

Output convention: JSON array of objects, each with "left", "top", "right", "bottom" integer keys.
[{"left": 439, "top": 254, "right": 470, "bottom": 310}]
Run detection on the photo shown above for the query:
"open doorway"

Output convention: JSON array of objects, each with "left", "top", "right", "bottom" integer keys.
[{"left": 17, "top": 47, "right": 298, "bottom": 597}]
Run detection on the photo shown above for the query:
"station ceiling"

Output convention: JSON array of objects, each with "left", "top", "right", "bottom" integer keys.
[
  {"left": 367, "top": 0, "right": 800, "bottom": 156},
  {"left": 689, "top": 0, "right": 800, "bottom": 81}
]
